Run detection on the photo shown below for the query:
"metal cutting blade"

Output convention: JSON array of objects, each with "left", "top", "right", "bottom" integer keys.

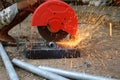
[
  {"left": 31, "top": 0, "right": 78, "bottom": 41},
  {"left": 37, "top": 27, "right": 68, "bottom": 41}
]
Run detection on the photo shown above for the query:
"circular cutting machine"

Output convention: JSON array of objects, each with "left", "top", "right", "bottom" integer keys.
[{"left": 31, "top": 0, "right": 78, "bottom": 41}]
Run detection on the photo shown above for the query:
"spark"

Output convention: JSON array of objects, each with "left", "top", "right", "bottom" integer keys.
[
  {"left": 109, "top": 23, "right": 112, "bottom": 37},
  {"left": 56, "top": 29, "right": 89, "bottom": 48}
]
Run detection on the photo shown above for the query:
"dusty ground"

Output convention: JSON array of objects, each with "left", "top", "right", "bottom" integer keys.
[{"left": 0, "top": 5, "right": 120, "bottom": 80}]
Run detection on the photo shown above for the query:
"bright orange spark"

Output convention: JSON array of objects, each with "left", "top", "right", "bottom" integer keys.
[{"left": 56, "top": 29, "right": 89, "bottom": 48}]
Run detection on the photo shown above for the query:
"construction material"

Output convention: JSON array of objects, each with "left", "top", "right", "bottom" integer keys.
[
  {"left": 38, "top": 66, "right": 117, "bottom": 80},
  {"left": 0, "top": 43, "right": 19, "bottom": 80},
  {"left": 12, "top": 58, "right": 69, "bottom": 80},
  {"left": 25, "top": 41, "right": 80, "bottom": 59}
]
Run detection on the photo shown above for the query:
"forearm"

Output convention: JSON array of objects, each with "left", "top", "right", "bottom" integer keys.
[
  {"left": 17, "top": 1, "right": 32, "bottom": 10},
  {"left": 17, "top": 0, "right": 38, "bottom": 10}
]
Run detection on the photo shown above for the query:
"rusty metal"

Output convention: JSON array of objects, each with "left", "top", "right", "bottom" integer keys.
[{"left": 24, "top": 41, "right": 80, "bottom": 59}]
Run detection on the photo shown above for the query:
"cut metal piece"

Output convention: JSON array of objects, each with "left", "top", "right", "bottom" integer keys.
[
  {"left": 25, "top": 41, "right": 80, "bottom": 59},
  {"left": 37, "top": 26, "right": 68, "bottom": 41},
  {"left": 25, "top": 48, "right": 80, "bottom": 59}
]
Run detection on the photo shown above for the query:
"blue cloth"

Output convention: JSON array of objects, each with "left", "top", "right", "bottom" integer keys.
[{"left": 0, "top": 3, "right": 18, "bottom": 29}]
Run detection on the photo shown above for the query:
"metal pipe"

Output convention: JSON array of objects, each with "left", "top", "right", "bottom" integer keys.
[
  {"left": 38, "top": 66, "right": 117, "bottom": 80},
  {"left": 0, "top": 43, "right": 19, "bottom": 80},
  {"left": 12, "top": 58, "right": 69, "bottom": 80}
]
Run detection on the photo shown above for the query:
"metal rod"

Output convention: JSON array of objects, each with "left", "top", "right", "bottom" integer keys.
[
  {"left": 12, "top": 58, "right": 69, "bottom": 80},
  {"left": 0, "top": 43, "right": 19, "bottom": 80},
  {"left": 38, "top": 66, "right": 117, "bottom": 80}
]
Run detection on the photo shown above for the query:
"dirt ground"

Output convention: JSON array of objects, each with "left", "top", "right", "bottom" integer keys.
[{"left": 0, "top": 5, "right": 120, "bottom": 80}]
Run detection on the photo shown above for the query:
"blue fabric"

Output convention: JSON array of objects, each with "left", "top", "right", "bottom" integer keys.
[{"left": 0, "top": 3, "right": 18, "bottom": 29}]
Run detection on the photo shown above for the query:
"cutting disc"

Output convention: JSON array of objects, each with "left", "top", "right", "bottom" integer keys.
[
  {"left": 31, "top": 0, "right": 78, "bottom": 41},
  {"left": 37, "top": 26, "right": 68, "bottom": 41}
]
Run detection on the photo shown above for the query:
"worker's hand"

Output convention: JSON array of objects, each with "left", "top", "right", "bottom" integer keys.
[
  {"left": 17, "top": 0, "right": 44, "bottom": 11},
  {"left": 27, "top": 0, "right": 39, "bottom": 6}
]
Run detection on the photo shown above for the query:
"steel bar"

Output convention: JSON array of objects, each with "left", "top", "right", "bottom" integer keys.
[
  {"left": 12, "top": 58, "right": 69, "bottom": 80},
  {"left": 0, "top": 43, "right": 19, "bottom": 80},
  {"left": 38, "top": 66, "right": 117, "bottom": 80}
]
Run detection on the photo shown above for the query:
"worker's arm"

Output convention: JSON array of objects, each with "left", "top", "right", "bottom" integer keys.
[{"left": 0, "top": 0, "right": 38, "bottom": 29}]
